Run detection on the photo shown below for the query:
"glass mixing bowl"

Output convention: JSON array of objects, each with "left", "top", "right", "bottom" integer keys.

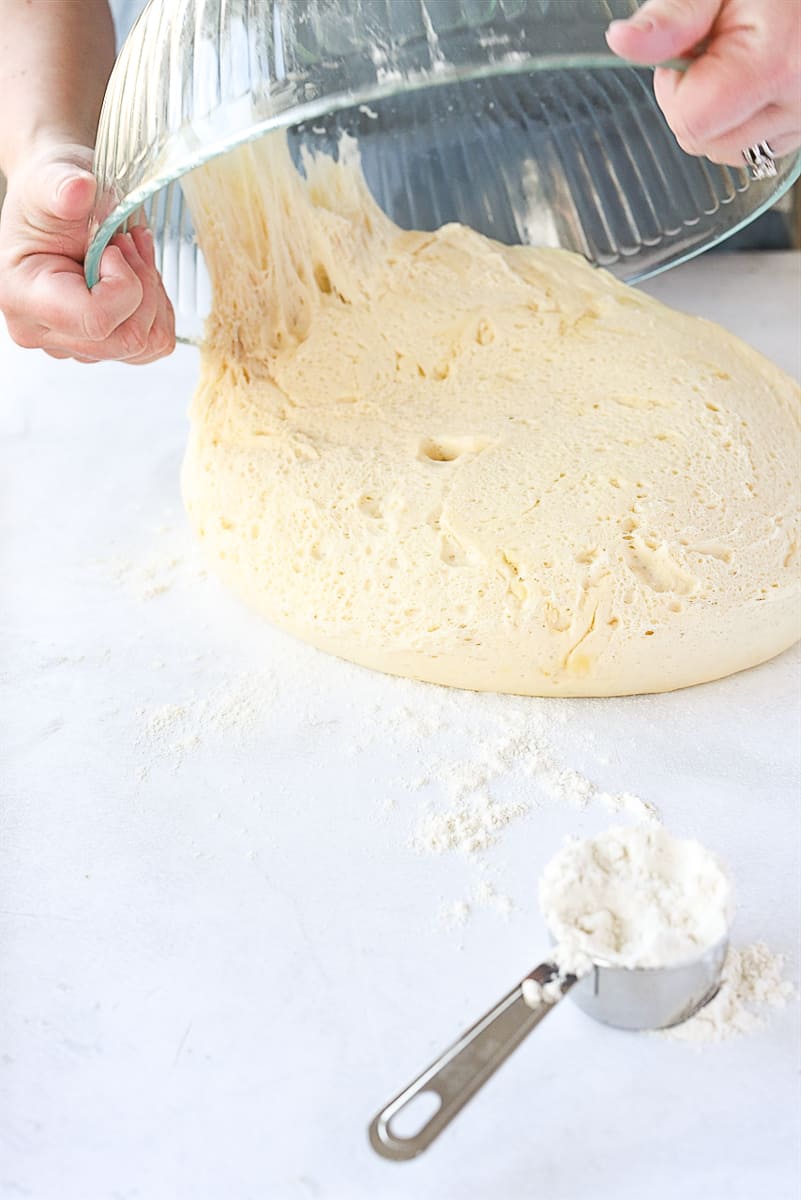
[{"left": 86, "top": 0, "right": 801, "bottom": 342}]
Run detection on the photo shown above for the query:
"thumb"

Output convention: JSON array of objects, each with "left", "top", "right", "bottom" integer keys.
[
  {"left": 606, "top": 0, "right": 723, "bottom": 64},
  {"left": 29, "top": 161, "right": 97, "bottom": 227}
]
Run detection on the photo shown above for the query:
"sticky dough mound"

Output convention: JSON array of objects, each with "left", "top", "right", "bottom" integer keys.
[{"left": 181, "top": 133, "right": 801, "bottom": 697}]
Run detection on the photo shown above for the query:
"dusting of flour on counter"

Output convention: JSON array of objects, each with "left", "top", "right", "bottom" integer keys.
[
  {"left": 129, "top": 637, "right": 655, "bottom": 872},
  {"left": 538, "top": 824, "right": 732, "bottom": 979},
  {"left": 137, "top": 671, "right": 278, "bottom": 773},
  {"left": 661, "top": 942, "right": 796, "bottom": 1045},
  {"left": 411, "top": 703, "right": 659, "bottom": 860},
  {"left": 437, "top": 900, "right": 472, "bottom": 930},
  {"left": 105, "top": 522, "right": 207, "bottom": 602},
  {"left": 435, "top": 880, "right": 515, "bottom": 933},
  {"left": 417, "top": 787, "right": 528, "bottom": 856},
  {"left": 108, "top": 551, "right": 186, "bottom": 601},
  {"left": 475, "top": 878, "right": 514, "bottom": 917}
]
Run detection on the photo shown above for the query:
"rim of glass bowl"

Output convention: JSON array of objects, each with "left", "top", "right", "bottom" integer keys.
[{"left": 84, "top": 51, "right": 801, "bottom": 294}]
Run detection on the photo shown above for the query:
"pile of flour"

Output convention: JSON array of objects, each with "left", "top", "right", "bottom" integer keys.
[
  {"left": 539, "top": 824, "right": 732, "bottom": 979},
  {"left": 662, "top": 941, "right": 795, "bottom": 1044}
]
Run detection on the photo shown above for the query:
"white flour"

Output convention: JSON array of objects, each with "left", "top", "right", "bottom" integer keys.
[
  {"left": 407, "top": 705, "right": 659, "bottom": 861},
  {"left": 417, "top": 787, "right": 529, "bottom": 856},
  {"left": 108, "top": 551, "right": 186, "bottom": 600},
  {"left": 104, "top": 522, "right": 206, "bottom": 601},
  {"left": 538, "top": 824, "right": 733, "bottom": 978},
  {"left": 475, "top": 879, "right": 514, "bottom": 918},
  {"left": 437, "top": 900, "right": 472, "bottom": 930},
  {"left": 436, "top": 880, "right": 515, "bottom": 932},
  {"left": 137, "top": 671, "right": 278, "bottom": 774},
  {"left": 662, "top": 942, "right": 795, "bottom": 1045},
  {"left": 522, "top": 976, "right": 563, "bottom": 1006}
]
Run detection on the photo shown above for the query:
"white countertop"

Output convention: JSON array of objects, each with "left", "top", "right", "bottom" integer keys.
[{"left": 2, "top": 251, "right": 800, "bottom": 1200}]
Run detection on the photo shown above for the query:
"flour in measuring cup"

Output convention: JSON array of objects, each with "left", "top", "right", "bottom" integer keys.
[{"left": 539, "top": 824, "right": 732, "bottom": 978}]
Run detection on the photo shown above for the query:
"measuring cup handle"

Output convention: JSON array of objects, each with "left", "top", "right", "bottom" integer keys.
[{"left": 368, "top": 962, "right": 574, "bottom": 1161}]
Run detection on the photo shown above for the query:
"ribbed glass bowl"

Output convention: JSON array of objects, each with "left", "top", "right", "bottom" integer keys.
[{"left": 86, "top": 0, "right": 801, "bottom": 343}]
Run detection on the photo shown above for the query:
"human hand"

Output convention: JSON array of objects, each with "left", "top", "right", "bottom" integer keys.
[
  {"left": 606, "top": 0, "right": 801, "bottom": 166},
  {"left": 0, "top": 143, "right": 175, "bottom": 363}
]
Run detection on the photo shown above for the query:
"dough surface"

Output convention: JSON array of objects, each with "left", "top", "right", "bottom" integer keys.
[{"left": 182, "top": 133, "right": 801, "bottom": 696}]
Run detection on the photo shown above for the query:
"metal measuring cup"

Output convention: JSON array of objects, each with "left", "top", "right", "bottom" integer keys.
[{"left": 369, "top": 935, "right": 729, "bottom": 1161}]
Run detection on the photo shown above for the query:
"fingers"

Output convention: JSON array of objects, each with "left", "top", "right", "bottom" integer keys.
[
  {"left": 24, "top": 243, "right": 143, "bottom": 342},
  {"left": 0, "top": 143, "right": 176, "bottom": 366},
  {"left": 116, "top": 227, "right": 176, "bottom": 362},
  {"left": 4, "top": 229, "right": 176, "bottom": 364},
  {"left": 133, "top": 283, "right": 176, "bottom": 364},
  {"left": 653, "top": 49, "right": 774, "bottom": 154},
  {"left": 108, "top": 229, "right": 160, "bottom": 351},
  {"left": 677, "top": 103, "right": 801, "bottom": 166},
  {"left": 609, "top": 0, "right": 801, "bottom": 165},
  {"left": 44, "top": 230, "right": 167, "bottom": 360},
  {"left": 606, "top": 0, "right": 723, "bottom": 64}
]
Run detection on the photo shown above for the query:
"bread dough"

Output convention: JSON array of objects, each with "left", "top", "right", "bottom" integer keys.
[{"left": 181, "top": 133, "right": 801, "bottom": 696}]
